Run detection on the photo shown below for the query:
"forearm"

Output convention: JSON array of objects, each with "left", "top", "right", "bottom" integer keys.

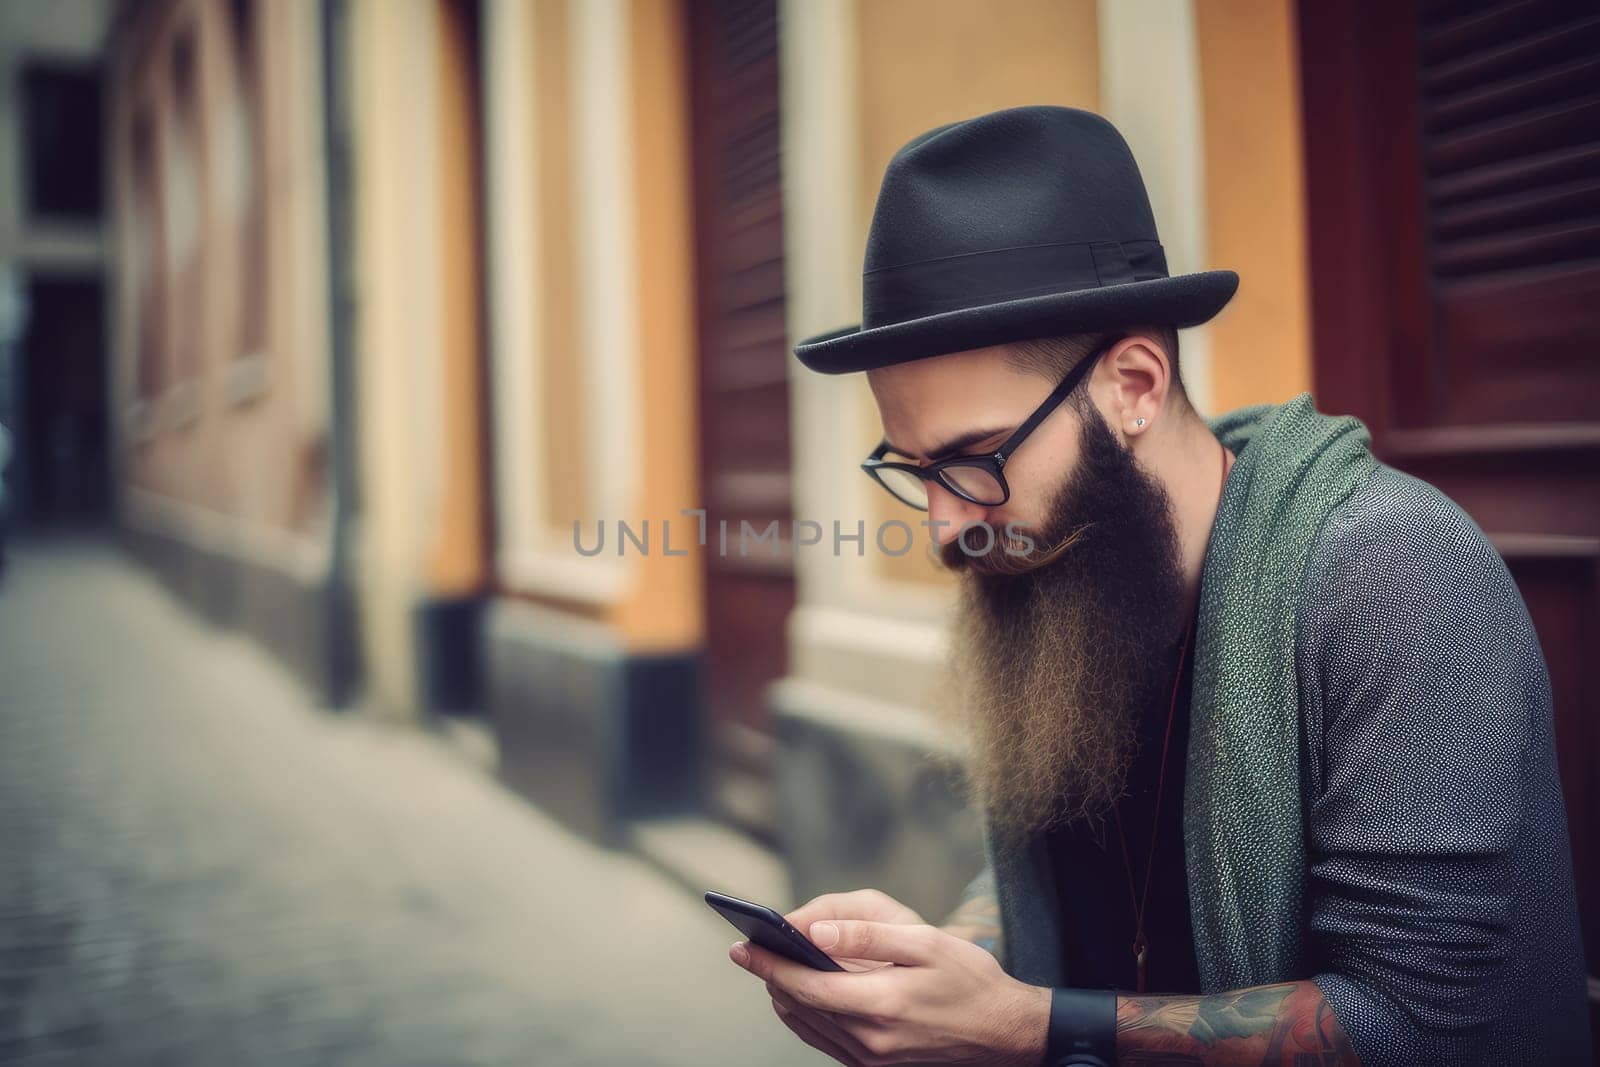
[
  {"left": 939, "top": 890, "right": 1003, "bottom": 959},
  {"left": 1115, "top": 980, "right": 1360, "bottom": 1066}
]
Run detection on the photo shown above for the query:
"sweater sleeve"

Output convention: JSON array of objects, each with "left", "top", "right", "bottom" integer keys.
[{"left": 1295, "top": 469, "right": 1543, "bottom": 1067}]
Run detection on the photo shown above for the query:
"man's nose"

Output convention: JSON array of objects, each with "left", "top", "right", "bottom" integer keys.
[{"left": 925, "top": 482, "right": 990, "bottom": 545}]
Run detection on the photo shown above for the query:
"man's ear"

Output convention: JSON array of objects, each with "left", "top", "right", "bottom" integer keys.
[{"left": 1100, "top": 337, "right": 1167, "bottom": 436}]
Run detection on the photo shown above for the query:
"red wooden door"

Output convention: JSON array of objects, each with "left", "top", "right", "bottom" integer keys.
[{"left": 685, "top": 0, "right": 795, "bottom": 841}]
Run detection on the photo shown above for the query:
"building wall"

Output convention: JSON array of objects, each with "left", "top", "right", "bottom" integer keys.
[
  {"left": 1196, "top": 0, "right": 1312, "bottom": 412},
  {"left": 616, "top": 0, "right": 703, "bottom": 652},
  {"left": 309, "top": 0, "right": 704, "bottom": 739},
  {"left": 105, "top": 0, "right": 340, "bottom": 696},
  {"left": 431, "top": 0, "right": 490, "bottom": 599},
  {"left": 112, "top": 0, "right": 330, "bottom": 536},
  {"left": 343, "top": 0, "right": 497, "bottom": 720},
  {"left": 480, "top": 0, "right": 706, "bottom": 842},
  {"left": 344, "top": 0, "right": 425, "bottom": 720},
  {"left": 482, "top": 0, "right": 703, "bottom": 638},
  {"left": 0, "top": 0, "right": 115, "bottom": 499},
  {"left": 0, "top": 0, "right": 113, "bottom": 269}
]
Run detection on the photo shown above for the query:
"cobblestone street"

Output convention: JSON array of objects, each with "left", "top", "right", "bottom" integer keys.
[{"left": 0, "top": 537, "right": 820, "bottom": 1066}]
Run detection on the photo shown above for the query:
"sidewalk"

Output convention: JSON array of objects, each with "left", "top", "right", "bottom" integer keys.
[{"left": 0, "top": 535, "right": 821, "bottom": 1067}]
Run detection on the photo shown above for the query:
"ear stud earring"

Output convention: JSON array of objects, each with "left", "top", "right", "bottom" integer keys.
[{"left": 1134, "top": 418, "right": 1146, "bottom": 428}]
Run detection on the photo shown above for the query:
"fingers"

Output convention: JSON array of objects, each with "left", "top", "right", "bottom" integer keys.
[
  {"left": 771, "top": 997, "right": 864, "bottom": 1067},
  {"left": 805, "top": 919, "right": 941, "bottom": 967},
  {"left": 774, "top": 985, "right": 902, "bottom": 1067},
  {"left": 734, "top": 941, "right": 893, "bottom": 1015}
]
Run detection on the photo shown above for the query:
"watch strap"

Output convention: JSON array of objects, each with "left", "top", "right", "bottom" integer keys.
[{"left": 1043, "top": 986, "right": 1117, "bottom": 1066}]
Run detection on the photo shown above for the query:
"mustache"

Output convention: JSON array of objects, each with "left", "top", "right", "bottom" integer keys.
[{"left": 940, "top": 519, "right": 1097, "bottom": 577}]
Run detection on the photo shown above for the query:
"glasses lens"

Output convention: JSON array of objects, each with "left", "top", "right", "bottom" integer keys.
[
  {"left": 939, "top": 463, "right": 1005, "bottom": 505},
  {"left": 871, "top": 465, "right": 929, "bottom": 509}
]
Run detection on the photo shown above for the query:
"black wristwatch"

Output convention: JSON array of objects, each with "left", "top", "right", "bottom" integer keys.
[{"left": 1042, "top": 986, "right": 1118, "bottom": 1066}]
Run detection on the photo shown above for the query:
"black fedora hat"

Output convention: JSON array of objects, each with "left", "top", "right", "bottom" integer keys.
[{"left": 793, "top": 105, "right": 1238, "bottom": 375}]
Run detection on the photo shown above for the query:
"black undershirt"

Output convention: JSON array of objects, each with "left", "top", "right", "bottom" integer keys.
[{"left": 1046, "top": 620, "right": 1203, "bottom": 995}]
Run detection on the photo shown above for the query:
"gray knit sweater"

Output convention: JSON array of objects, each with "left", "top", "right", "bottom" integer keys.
[{"left": 963, "top": 461, "right": 1592, "bottom": 1065}]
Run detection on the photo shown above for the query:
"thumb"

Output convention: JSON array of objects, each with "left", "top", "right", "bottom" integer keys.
[{"left": 809, "top": 919, "right": 938, "bottom": 966}]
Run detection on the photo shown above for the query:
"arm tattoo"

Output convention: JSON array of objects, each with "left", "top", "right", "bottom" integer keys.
[
  {"left": 1116, "top": 980, "right": 1361, "bottom": 1066},
  {"left": 939, "top": 892, "right": 1004, "bottom": 960}
]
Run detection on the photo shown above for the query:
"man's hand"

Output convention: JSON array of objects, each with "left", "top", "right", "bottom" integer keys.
[
  {"left": 781, "top": 889, "right": 926, "bottom": 973},
  {"left": 729, "top": 913, "right": 1049, "bottom": 1065}
]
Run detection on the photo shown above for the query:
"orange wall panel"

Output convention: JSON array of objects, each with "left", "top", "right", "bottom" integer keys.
[
  {"left": 532, "top": 0, "right": 590, "bottom": 533},
  {"left": 611, "top": 0, "right": 705, "bottom": 651},
  {"left": 430, "top": 0, "right": 489, "bottom": 594},
  {"left": 1195, "top": 0, "right": 1312, "bottom": 411}
]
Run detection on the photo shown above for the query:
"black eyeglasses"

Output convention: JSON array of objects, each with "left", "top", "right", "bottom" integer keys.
[{"left": 861, "top": 338, "right": 1115, "bottom": 511}]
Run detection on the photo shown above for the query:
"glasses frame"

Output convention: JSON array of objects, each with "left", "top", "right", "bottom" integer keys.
[{"left": 860, "top": 337, "right": 1118, "bottom": 511}]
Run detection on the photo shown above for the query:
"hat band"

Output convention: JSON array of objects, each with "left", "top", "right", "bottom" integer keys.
[{"left": 862, "top": 238, "right": 1167, "bottom": 328}]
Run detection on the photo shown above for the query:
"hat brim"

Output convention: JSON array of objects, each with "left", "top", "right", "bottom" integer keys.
[{"left": 793, "top": 270, "right": 1239, "bottom": 374}]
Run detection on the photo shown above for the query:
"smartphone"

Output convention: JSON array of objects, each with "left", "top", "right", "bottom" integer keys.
[{"left": 705, "top": 889, "right": 846, "bottom": 971}]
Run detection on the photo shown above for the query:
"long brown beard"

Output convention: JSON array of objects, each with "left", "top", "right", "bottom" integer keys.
[{"left": 932, "top": 402, "right": 1189, "bottom": 842}]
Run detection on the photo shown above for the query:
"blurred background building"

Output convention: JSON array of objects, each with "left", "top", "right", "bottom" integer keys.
[
  {"left": 1, "top": 1, "right": 112, "bottom": 534},
  {"left": 2, "top": 0, "right": 1595, "bottom": 1047}
]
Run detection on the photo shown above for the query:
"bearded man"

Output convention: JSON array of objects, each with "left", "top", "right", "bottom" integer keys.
[{"left": 726, "top": 106, "right": 1592, "bottom": 1066}]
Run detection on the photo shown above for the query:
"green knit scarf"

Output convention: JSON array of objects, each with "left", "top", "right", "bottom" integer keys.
[{"left": 1185, "top": 392, "right": 1378, "bottom": 992}]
